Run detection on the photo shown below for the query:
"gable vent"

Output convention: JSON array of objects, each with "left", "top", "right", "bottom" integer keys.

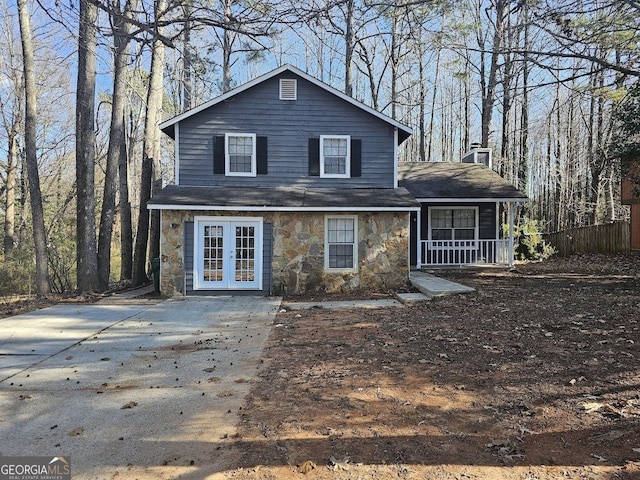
[{"left": 279, "top": 79, "right": 297, "bottom": 100}]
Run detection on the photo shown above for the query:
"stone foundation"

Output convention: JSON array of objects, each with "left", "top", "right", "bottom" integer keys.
[{"left": 159, "top": 210, "right": 410, "bottom": 296}]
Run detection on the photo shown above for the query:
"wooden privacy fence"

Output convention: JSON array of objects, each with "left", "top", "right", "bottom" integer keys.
[{"left": 544, "top": 221, "right": 630, "bottom": 256}]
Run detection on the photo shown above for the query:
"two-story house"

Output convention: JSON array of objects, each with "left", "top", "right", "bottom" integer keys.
[{"left": 148, "top": 65, "right": 527, "bottom": 296}]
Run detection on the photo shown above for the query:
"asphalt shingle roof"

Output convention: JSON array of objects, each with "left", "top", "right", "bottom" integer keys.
[
  {"left": 398, "top": 162, "right": 528, "bottom": 201},
  {"left": 147, "top": 185, "right": 420, "bottom": 210}
]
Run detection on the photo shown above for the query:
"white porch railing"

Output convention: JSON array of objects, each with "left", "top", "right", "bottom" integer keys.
[{"left": 419, "top": 239, "right": 511, "bottom": 267}]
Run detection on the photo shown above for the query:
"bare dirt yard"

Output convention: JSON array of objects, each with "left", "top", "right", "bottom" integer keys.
[{"left": 226, "top": 253, "right": 640, "bottom": 479}]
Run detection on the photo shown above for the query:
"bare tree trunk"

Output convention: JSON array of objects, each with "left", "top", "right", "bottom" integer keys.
[
  {"left": 222, "top": 0, "right": 234, "bottom": 93},
  {"left": 182, "top": 1, "right": 193, "bottom": 109},
  {"left": 390, "top": 13, "right": 399, "bottom": 119},
  {"left": 132, "top": 161, "right": 152, "bottom": 286},
  {"left": 519, "top": 2, "right": 530, "bottom": 191},
  {"left": 97, "top": 0, "right": 135, "bottom": 290},
  {"left": 481, "top": 0, "right": 507, "bottom": 148},
  {"left": 75, "top": 0, "right": 99, "bottom": 292},
  {"left": 17, "top": 0, "right": 50, "bottom": 295},
  {"left": 590, "top": 68, "right": 606, "bottom": 224},
  {"left": 4, "top": 120, "right": 19, "bottom": 254},
  {"left": 358, "top": 45, "right": 379, "bottom": 110},
  {"left": 133, "top": 0, "right": 166, "bottom": 286},
  {"left": 500, "top": 40, "right": 513, "bottom": 180},
  {"left": 427, "top": 46, "right": 441, "bottom": 162},
  {"left": 418, "top": 44, "right": 426, "bottom": 162},
  {"left": 463, "top": 53, "right": 471, "bottom": 151},
  {"left": 119, "top": 116, "right": 133, "bottom": 280},
  {"left": 344, "top": 0, "right": 354, "bottom": 97}
]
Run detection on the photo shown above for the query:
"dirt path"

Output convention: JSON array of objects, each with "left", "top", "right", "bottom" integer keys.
[{"left": 227, "top": 254, "right": 640, "bottom": 479}]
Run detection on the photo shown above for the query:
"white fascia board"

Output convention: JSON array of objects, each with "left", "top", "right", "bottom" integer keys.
[
  {"left": 415, "top": 197, "right": 528, "bottom": 203},
  {"left": 159, "top": 65, "right": 413, "bottom": 140},
  {"left": 148, "top": 204, "right": 420, "bottom": 212},
  {"left": 174, "top": 122, "right": 180, "bottom": 184}
]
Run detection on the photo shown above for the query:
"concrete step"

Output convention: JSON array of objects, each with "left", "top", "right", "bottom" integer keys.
[{"left": 410, "top": 272, "right": 475, "bottom": 297}]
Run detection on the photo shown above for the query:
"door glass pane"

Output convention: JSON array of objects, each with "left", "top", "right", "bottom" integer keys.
[
  {"left": 203, "top": 225, "right": 224, "bottom": 282},
  {"left": 235, "top": 225, "right": 255, "bottom": 282}
]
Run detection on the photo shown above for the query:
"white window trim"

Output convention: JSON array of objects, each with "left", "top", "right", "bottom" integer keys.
[
  {"left": 427, "top": 206, "right": 479, "bottom": 241},
  {"left": 320, "top": 135, "right": 350, "bottom": 178},
  {"left": 225, "top": 133, "right": 256, "bottom": 177},
  {"left": 324, "top": 215, "right": 358, "bottom": 272}
]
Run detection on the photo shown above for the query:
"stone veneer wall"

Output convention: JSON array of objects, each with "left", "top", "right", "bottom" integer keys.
[{"left": 159, "top": 210, "right": 410, "bottom": 296}]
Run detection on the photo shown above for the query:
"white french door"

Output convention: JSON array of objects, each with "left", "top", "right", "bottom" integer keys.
[{"left": 194, "top": 217, "right": 262, "bottom": 290}]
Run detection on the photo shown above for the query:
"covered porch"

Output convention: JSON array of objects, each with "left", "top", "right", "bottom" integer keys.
[
  {"left": 398, "top": 162, "right": 529, "bottom": 269},
  {"left": 416, "top": 202, "right": 519, "bottom": 268}
]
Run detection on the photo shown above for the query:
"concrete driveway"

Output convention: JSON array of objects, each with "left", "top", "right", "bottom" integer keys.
[{"left": 0, "top": 296, "right": 281, "bottom": 479}]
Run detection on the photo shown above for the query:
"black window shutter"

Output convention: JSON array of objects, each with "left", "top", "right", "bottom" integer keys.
[
  {"left": 213, "top": 135, "right": 225, "bottom": 174},
  {"left": 308, "top": 138, "right": 320, "bottom": 176},
  {"left": 257, "top": 136, "right": 268, "bottom": 175},
  {"left": 351, "top": 138, "right": 361, "bottom": 177}
]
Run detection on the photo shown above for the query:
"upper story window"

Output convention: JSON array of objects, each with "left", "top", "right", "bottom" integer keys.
[
  {"left": 226, "top": 133, "right": 256, "bottom": 176},
  {"left": 320, "top": 135, "right": 350, "bottom": 178}
]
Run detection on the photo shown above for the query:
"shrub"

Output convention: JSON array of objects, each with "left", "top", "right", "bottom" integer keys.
[
  {"left": 0, "top": 249, "right": 37, "bottom": 296},
  {"left": 504, "top": 219, "right": 556, "bottom": 261}
]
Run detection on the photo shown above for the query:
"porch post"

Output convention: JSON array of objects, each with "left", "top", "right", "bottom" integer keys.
[
  {"left": 508, "top": 202, "right": 515, "bottom": 267},
  {"left": 416, "top": 209, "right": 422, "bottom": 269}
]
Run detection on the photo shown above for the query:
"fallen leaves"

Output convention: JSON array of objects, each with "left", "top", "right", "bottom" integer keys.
[
  {"left": 68, "top": 426, "right": 84, "bottom": 437},
  {"left": 486, "top": 439, "right": 525, "bottom": 462},
  {"left": 329, "top": 455, "right": 351, "bottom": 471},
  {"left": 581, "top": 399, "right": 640, "bottom": 418},
  {"left": 298, "top": 460, "right": 316, "bottom": 474}
]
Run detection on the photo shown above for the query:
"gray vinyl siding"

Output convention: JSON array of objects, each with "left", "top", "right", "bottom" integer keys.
[
  {"left": 177, "top": 72, "right": 396, "bottom": 188},
  {"left": 478, "top": 204, "right": 497, "bottom": 239},
  {"left": 184, "top": 221, "right": 272, "bottom": 296}
]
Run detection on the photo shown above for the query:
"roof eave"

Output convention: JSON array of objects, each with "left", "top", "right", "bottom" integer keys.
[{"left": 148, "top": 204, "right": 421, "bottom": 212}]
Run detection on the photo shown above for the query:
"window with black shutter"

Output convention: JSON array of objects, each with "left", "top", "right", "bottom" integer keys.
[{"left": 214, "top": 134, "right": 268, "bottom": 176}]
